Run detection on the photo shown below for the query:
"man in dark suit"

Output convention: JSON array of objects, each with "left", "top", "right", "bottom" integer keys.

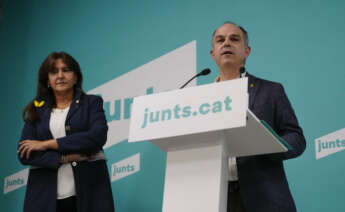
[{"left": 210, "top": 22, "right": 306, "bottom": 212}]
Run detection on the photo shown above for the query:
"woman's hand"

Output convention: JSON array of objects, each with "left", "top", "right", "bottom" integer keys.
[
  {"left": 18, "top": 140, "right": 48, "bottom": 159},
  {"left": 18, "top": 139, "right": 58, "bottom": 159}
]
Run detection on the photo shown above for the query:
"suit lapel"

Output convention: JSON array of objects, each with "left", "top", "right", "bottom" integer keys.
[
  {"left": 39, "top": 105, "right": 53, "bottom": 138},
  {"left": 247, "top": 73, "right": 259, "bottom": 110},
  {"left": 66, "top": 89, "right": 83, "bottom": 122}
]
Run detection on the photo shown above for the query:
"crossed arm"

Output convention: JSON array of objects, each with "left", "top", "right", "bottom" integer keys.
[
  {"left": 17, "top": 96, "right": 108, "bottom": 169},
  {"left": 18, "top": 139, "right": 58, "bottom": 159}
]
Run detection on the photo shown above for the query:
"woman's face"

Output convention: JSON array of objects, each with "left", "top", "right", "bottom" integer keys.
[{"left": 48, "top": 58, "right": 77, "bottom": 95}]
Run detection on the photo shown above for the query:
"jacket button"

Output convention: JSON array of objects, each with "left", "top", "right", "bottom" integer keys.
[
  {"left": 65, "top": 125, "right": 71, "bottom": 131},
  {"left": 72, "top": 161, "right": 77, "bottom": 167}
]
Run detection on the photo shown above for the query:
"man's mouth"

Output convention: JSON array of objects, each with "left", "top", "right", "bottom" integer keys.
[{"left": 222, "top": 50, "right": 233, "bottom": 55}]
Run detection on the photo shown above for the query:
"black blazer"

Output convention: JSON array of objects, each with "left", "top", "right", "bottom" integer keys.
[
  {"left": 18, "top": 89, "right": 115, "bottom": 212},
  {"left": 236, "top": 74, "right": 306, "bottom": 212}
]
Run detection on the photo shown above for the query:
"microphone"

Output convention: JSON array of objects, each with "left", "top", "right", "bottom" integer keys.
[
  {"left": 239, "top": 66, "right": 245, "bottom": 78},
  {"left": 180, "top": 68, "right": 211, "bottom": 89}
]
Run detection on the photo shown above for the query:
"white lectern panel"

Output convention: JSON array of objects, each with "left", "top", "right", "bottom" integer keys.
[{"left": 129, "top": 78, "right": 248, "bottom": 142}]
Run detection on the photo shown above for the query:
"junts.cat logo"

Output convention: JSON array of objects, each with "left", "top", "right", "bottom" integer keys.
[{"left": 315, "top": 127, "right": 345, "bottom": 159}]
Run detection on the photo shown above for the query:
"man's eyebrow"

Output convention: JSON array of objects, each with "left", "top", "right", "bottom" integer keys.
[
  {"left": 215, "top": 35, "right": 224, "bottom": 39},
  {"left": 230, "top": 34, "right": 241, "bottom": 38},
  {"left": 214, "top": 34, "right": 242, "bottom": 40}
]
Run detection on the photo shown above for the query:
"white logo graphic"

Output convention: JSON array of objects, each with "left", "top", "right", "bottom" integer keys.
[
  {"left": 315, "top": 127, "right": 345, "bottom": 159},
  {"left": 111, "top": 153, "right": 140, "bottom": 182},
  {"left": 88, "top": 41, "right": 196, "bottom": 148},
  {"left": 4, "top": 168, "right": 29, "bottom": 194},
  {"left": 4, "top": 41, "right": 196, "bottom": 194}
]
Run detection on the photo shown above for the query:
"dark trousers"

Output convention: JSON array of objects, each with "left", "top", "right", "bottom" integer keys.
[
  {"left": 227, "top": 181, "right": 246, "bottom": 212},
  {"left": 57, "top": 196, "right": 77, "bottom": 212}
]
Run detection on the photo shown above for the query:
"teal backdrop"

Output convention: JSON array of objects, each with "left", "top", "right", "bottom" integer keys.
[{"left": 1, "top": 0, "right": 345, "bottom": 211}]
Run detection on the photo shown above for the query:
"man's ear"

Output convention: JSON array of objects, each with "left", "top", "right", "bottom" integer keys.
[
  {"left": 210, "top": 49, "right": 215, "bottom": 59},
  {"left": 245, "top": 46, "right": 251, "bottom": 58}
]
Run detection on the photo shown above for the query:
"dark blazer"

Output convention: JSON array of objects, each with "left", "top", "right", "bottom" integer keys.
[
  {"left": 18, "top": 89, "right": 115, "bottom": 212},
  {"left": 236, "top": 74, "right": 306, "bottom": 212}
]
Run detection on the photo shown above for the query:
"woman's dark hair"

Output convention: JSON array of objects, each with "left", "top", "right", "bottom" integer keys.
[{"left": 23, "top": 52, "right": 84, "bottom": 122}]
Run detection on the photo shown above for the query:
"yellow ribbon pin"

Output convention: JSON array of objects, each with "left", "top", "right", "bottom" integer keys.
[{"left": 34, "top": 100, "right": 45, "bottom": 107}]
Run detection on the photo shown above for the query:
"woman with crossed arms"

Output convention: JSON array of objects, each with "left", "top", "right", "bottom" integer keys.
[{"left": 18, "top": 52, "right": 115, "bottom": 212}]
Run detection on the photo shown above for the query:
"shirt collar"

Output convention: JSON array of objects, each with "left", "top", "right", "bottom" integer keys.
[{"left": 215, "top": 71, "right": 247, "bottom": 82}]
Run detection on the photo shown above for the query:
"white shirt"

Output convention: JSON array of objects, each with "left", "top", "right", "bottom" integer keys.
[{"left": 49, "top": 107, "right": 76, "bottom": 199}]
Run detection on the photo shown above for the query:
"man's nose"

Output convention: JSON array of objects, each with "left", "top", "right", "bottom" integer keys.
[{"left": 224, "top": 38, "right": 231, "bottom": 46}]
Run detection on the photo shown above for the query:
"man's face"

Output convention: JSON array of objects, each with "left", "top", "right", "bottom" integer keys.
[{"left": 210, "top": 23, "right": 250, "bottom": 68}]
